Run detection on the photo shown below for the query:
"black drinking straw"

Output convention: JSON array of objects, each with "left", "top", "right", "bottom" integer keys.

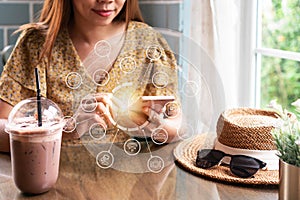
[{"left": 34, "top": 68, "right": 42, "bottom": 127}]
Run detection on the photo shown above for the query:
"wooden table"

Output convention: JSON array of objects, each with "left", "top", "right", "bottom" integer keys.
[{"left": 0, "top": 143, "right": 278, "bottom": 200}]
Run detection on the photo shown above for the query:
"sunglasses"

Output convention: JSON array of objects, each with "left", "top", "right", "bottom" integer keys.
[{"left": 196, "top": 149, "right": 267, "bottom": 178}]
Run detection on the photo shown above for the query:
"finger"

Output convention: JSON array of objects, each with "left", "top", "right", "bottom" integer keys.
[
  {"left": 141, "top": 105, "right": 161, "bottom": 117},
  {"left": 128, "top": 110, "right": 148, "bottom": 125},
  {"left": 75, "top": 113, "right": 107, "bottom": 138},
  {"left": 94, "top": 114, "right": 108, "bottom": 129},
  {"left": 95, "top": 93, "right": 115, "bottom": 118},
  {"left": 148, "top": 111, "right": 165, "bottom": 126},
  {"left": 139, "top": 101, "right": 164, "bottom": 114},
  {"left": 95, "top": 93, "right": 112, "bottom": 104},
  {"left": 75, "top": 113, "right": 106, "bottom": 128},
  {"left": 142, "top": 106, "right": 150, "bottom": 116},
  {"left": 150, "top": 103, "right": 164, "bottom": 114},
  {"left": 97, "top": 102, "right": 113, "bottom": 127},
  {"left": 76, "top": 113, "right": 97, "bottom": 124},
  {"left": 105, "top": 99, "right": 114, "bottom": 120},
  {"left": 128, "top": 98, "right": 148, "bottom": 114},
  {"left": 140, "top": 99, "right": 152, "bottom": 107}
]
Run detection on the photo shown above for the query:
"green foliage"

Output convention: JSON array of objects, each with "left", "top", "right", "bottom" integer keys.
[
  {"left": 273, "top": 122, "right": 300, "bottom": 166},
  {"left": 261, "top": 0, "right": 300, "bottom": 111},
  {"left": 269, "top": 100, "right": 300, "bottom": 167}
]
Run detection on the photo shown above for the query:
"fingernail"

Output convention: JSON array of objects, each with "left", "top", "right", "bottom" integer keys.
[{"left": 143, "top": 107, "right": 149, "bottom": 113}]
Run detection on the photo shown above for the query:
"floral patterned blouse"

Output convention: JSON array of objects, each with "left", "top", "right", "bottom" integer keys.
[{"left": 0, "top": 21, "right": 178, "bottom": 143}]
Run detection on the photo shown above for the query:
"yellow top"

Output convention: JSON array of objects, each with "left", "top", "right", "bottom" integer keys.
[{"left": 0, "top": 21, "right": 178, "bottom": 118}]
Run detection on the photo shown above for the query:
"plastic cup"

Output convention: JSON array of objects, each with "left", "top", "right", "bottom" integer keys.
[{"left": 5, "top": 97, "right": 65, "bottom": 194}]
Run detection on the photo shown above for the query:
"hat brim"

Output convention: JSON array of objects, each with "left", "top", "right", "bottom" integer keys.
[{"left": 173, "top": 134, "right": 279, "bottom": 186}]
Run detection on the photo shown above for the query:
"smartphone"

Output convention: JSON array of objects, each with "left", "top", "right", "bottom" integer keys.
[
  {"left": 140, "top": 95, "right": 175, "bottom": 101},
  {"left": 141, "top": 95, "right": 178, "bottom": 117}
]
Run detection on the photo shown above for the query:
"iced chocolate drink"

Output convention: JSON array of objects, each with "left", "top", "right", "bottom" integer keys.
[
  {"left": 6, "top": 98, "right": 64, "bottom": 194},
  {"left": 10, "top": 124, "right": 62, "bottom": 194}
]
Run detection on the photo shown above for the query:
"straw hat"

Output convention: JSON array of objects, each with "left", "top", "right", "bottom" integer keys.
[{"left": 174, "top": 108, "right": 280, "bottom": 186}]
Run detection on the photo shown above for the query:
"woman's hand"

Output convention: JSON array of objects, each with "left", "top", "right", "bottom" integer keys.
[
  {"left": 128, "top": 98, "right": 171, "bottom": 126},
  {"left": 0, "top": 100, "right": 13, "bottom": 152},
  {"left": 127, "top": 98, "right": 182, "bottom": 143},
  {"left": 63, "top": 93, "right": 113, "bottom": 139}
]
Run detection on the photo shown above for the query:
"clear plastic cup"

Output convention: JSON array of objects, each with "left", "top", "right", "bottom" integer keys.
[{"left": 5, "top": 97, "right": 65, "bottom": 194}]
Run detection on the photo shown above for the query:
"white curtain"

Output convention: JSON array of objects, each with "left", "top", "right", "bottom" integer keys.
[{"left": 189, "top": 0, "right": 256, "bottom": 108}]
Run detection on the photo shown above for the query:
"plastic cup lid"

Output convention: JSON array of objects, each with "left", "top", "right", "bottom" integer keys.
[{"left": 5, "top": 97, "right": 65, "bottom": 134}]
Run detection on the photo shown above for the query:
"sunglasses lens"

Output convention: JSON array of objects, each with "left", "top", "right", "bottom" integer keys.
[
  {"left": 196, "top": 149, "right": 224, "bottom": 169},
  {"left": 230, "top": 156, "right": 261, "bottom": 178}
]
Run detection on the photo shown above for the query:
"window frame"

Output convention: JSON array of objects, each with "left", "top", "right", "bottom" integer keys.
[{"left": 254, "top": 0, "right": 300, "bottom": 107}]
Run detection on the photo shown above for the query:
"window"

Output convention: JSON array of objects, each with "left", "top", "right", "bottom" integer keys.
[{"left": 255, "top": 0, "right": 300, "bottom": 111}]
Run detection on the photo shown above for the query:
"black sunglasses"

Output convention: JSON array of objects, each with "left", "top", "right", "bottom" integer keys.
[{"left": 196, "top": 149, "right": 267, "bottom": 178}]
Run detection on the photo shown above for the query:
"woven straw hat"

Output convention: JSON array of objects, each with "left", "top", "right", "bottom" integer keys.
[{"left": 174, "top": 108, "right": 280, "bottom": 186}]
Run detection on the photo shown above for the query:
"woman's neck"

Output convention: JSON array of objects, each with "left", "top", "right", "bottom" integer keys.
[
  {"left": 68, "top": 21, "right": 126, "bottom": 61},
  {"left": 71, "top": 22, "right": 125, "bottom": 42}
]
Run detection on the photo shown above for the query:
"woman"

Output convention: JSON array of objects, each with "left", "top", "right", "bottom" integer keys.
[{"left": 0, "top": 0, "right": 182, "bottom": 153}]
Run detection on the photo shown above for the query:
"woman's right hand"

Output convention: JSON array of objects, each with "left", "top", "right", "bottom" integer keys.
[{"left": 63, "top": 93, "right": 114, "bottom": 139}]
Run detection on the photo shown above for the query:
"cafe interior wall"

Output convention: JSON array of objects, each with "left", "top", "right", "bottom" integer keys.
[{"left": 0, "top": 0, "right": 43, "bottom": 74}]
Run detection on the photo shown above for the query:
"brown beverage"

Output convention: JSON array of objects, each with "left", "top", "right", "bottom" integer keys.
[
  {"left": 5, "top": 97, "right": 65, "bottom": 194},
  {"left": 9, "top": 123, "right": 63, "bottom": 194}
]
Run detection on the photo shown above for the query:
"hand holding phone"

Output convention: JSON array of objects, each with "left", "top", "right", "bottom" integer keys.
[{"left": 139, "top": 95, "right": 177, "bottom": 117}]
